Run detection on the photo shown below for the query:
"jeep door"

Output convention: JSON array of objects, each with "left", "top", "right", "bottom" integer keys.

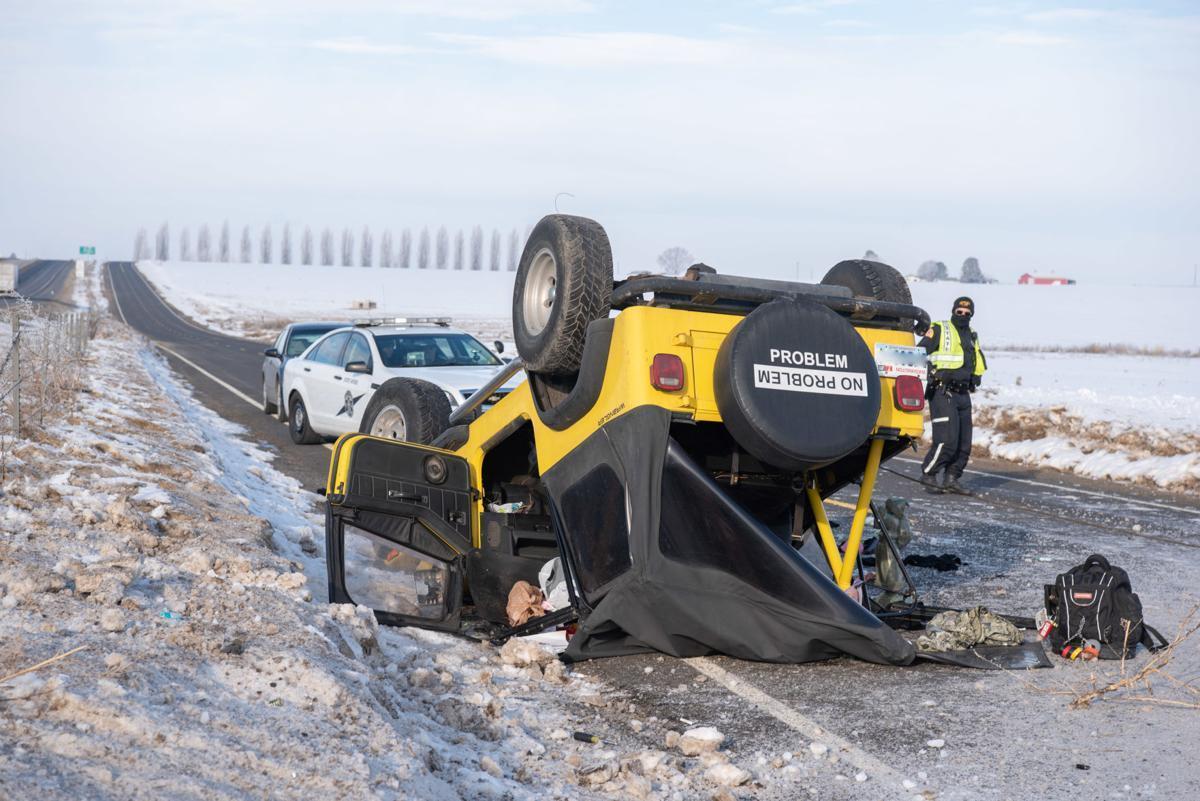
[{"left": 326, "top": 438, "right": 471, "bottom": 631}]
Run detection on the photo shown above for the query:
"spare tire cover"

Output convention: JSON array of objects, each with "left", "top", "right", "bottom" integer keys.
[{"left": 714, "top": 299, "right": 881, "bottom": 471}]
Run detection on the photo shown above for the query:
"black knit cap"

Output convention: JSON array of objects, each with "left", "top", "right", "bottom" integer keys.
[{"left": 953, "top": 296, "right": 975, "bottom": 316}]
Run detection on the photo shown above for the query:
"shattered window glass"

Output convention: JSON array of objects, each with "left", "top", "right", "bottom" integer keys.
[{"left": 343, "top": 524, "right": 449, "bottom": 620}]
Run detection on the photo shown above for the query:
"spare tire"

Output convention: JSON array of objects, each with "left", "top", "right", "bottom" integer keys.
[
  {"left": 714, "top": 299, "right": 881, "bottom": 471},
  {"left": 821, "top": 259, "right": 912, "bottom": 305},
  {"left": 513, "top": 215, "right": 613, "bottom": 374},
  {"left": 359, "top": 378, "right": 451, "bottom": 444}
]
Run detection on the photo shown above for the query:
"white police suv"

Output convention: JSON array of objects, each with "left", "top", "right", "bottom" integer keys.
[{"left": 281, "top": 318, "right": 520, "bottom": 445}]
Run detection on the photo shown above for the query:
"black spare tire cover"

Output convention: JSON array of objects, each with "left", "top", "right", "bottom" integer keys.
[{"left": 714, "top": 299, "right": 881, "bottom": 471}]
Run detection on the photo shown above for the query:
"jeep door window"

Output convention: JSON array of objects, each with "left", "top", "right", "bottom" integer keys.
[
  {"left": 342, "top": 333, "right": 373, "bottom": 371},
  {"left": 375, "top": 334, "right": 501, "bottom": 368},
  {"left": 309, "top": 332, "right": 351, "bottom": 364},
  {"left": 342, "top": 523, "right": 451, "bottom": 620}
]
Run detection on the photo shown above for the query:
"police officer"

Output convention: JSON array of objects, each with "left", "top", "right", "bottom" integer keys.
[{"left": 920, "top": 296, "right": 987, "bottom": 494}]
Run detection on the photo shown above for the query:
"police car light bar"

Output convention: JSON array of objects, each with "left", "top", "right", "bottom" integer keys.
[{"left": 352, "top": 316, "right": 452, "bottom": 327}]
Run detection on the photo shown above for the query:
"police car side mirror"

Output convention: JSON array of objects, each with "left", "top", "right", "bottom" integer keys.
[
  {"left": 344, "top": 361, "right": 371, "bottom": 374},
  {"left": 493, "top": 340, "right": 505, "bottom": 354},
  {"left": 263, "top": 347, "right": 281, "bottom": 359}
]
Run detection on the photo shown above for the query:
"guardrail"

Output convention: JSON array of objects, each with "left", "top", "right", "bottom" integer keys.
[{"left": 1, "top": 301, "right": 98, "bottom": 475}]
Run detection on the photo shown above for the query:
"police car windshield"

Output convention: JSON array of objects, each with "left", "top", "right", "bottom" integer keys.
[{"left": 375, "top": 334, "right": 501, "bottom": 368}]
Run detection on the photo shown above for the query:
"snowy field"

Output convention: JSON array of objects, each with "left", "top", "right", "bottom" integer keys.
[{"left": 138, "top": 261, "right": 1199, "bottom": 491}]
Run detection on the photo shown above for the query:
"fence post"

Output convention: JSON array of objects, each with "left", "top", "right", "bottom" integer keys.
[{"left": 9, "top": 309, "right": 19, "bottom": 437}]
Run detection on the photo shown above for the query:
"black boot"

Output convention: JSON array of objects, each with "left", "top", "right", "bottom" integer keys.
[
  {"left": 920, "top": 473, "right": 944, "bottom": 494},
  {"left": 943, "top": 476, "right": 972, "bottom": 496}
]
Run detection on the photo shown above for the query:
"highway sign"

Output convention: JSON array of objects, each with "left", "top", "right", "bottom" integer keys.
[{"left": 79, "top": 246, "right": 96, "bottom": 255}]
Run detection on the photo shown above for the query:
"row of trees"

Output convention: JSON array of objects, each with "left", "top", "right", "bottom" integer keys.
[{"left": 133, "top": 223, "right": 529, "bottom": 272}]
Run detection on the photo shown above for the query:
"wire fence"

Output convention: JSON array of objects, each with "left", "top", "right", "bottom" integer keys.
[{"left": 1, "top": 299, "right": 99, "bottom": 476}]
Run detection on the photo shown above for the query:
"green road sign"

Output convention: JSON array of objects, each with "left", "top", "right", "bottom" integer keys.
[{"left": 79, "top": 246, "right": 96, "bottom": 255}]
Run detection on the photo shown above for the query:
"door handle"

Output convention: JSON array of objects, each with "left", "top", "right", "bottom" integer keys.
[
  {"left": 303, "top": 367, "right": 311, "bottom": 373},
  {"left": 334, "top": 375, "right": 343, "bottom": 381}
]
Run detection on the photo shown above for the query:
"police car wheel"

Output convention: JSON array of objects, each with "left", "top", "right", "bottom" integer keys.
[
  {"left": 261, "top": 380, "right": 278, "bottom": 415},
  {"left": 359, "top": 378, "right": 450, "bottom": 444},
  {"left": 820, "top": 259, "right": 912, "bottom": 323},
  {"left": 288, "top": 395, "right": 323, "bottom": 445},
  {"left": 513, "top": 214, "right": 613, "bottom": 375}
]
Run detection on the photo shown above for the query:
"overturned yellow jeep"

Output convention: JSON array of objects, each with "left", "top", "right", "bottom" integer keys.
[{"left": 323, "top": 215, "right": 933, "bottom": 664}]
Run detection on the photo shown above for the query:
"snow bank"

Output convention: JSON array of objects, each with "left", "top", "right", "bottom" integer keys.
[{"left": 138, "top": 259, "right": 513, "bottom": 340}]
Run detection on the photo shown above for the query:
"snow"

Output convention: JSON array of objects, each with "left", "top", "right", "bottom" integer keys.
[
  {"left": 910, "top": 282, "right": 1199, "bottom": 353},
  {"left": 138, "top": 259, "right": 513, "bottom": 340}
]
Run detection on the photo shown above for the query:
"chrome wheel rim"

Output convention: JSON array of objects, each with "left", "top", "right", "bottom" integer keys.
[
  {"left": 293, "top": 403, "right": 305, "bottom": 430},
  {"left": 370, "top": 405, "right": 407, "bottom": 440},
  {"left": 522, "top": 248, "right": 557, "bottom": 336}
]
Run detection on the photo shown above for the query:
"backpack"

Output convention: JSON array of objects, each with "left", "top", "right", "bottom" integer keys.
[{"left": 1044, "top": 554, "right": 1166, "bottom": 660}]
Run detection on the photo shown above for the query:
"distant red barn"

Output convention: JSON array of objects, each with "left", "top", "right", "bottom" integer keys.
[{"left": 1018, "top": 273, "right": 1075, "bottom": 285}]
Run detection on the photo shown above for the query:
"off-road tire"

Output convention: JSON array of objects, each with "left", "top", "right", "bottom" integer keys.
[
  {"left": 513, "top": 215, "right": 613, "bottom": 375},
  {"left": 262, "top": 379, "right": 278, "bottom": 416},
  {"left": 359, "top": 378, "right": 451, "bottom": 444},
  {"left": 288, "top": 393, "right": 323, "bottom": 445},
  {"left": 821, "top": 259, "right": 912, "bottom": 305}
]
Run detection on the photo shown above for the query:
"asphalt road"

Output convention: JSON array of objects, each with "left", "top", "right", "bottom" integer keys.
[
  {"left": 104, "top": 261, "right": 1200, "bottom": 800},
  {"left": 105, "top": 261, "right": 330, "bottom": 490},
  {"left": 1, "top": 259, "right": 75, "bottom": 309}
]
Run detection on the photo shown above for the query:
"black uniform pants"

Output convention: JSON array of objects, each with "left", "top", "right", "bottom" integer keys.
[{"left": 921, "top": 388, "right": 973, "bottom": 479}]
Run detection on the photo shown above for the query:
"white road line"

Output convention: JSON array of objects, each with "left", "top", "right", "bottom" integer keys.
[
  {"left": 687, "top": 657, "right": 920, "bottom": 794},
  {"left": 894, "top": 456, "right": 1199, "bottom": 516},
  {"left": 107, "top": 265, "right": 129, "bottom": 325}
]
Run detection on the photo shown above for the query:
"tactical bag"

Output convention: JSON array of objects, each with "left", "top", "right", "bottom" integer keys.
[{"left": 1044, "top": 554, "right": 1166, "bottom": 659}]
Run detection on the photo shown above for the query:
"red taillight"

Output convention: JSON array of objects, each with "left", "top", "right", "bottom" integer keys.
[
  {"left": 650, "top": 353, "right": 685, "bottom": 391},
  {"left": 893, "top": 375, "right": 925, "bottom": 412}
]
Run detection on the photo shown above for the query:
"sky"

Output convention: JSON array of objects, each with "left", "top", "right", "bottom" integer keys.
[{"left": 1, "top": 0, "right": 1198, "bottom": 284}]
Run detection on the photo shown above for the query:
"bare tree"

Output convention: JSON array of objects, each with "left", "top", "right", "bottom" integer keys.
[
  {"left": 219, "top": 221, "right": 231, "bottom": 262},
  {"left": 155, "top": 222, "right": 170, "bottom": 260},
  {"left": 656, "top": 246, "right": 694, "bottom": 275},
  {"left": 340, "top": 228, "right": 353, "bottom": 266},
  {"left": 301, "top": 227, "right": 314, "bottom": 265},
  {"left": 489, "top": 229, "right": 501, "bottom": 271},
  {"left": 961, "top": 256, "right": 986, "bottom": 284},
  {"left": 281, "top": 224, "right": 292, "bottom": 265},
  {"left": 260, "top": 225, "right": 273, "bottom": 263},
  {"left": 917, "top": 260, "right": 948, "bottom": 281},
  {"left": 360, "top": 226, "right": 373, "bottom": 267},
  {"left": 470, "top": 226, "right": 483, "bottom": 271},
  {"left": 197, "top": 225, "right": 212, "bottom": 262},
  {"left": 417, "top": 227, "right": 430, "bottom": 269},
  {"left": 864, "top": 249, "right": 880, "bottom": 260},
  {"left": 179, "top": 227, "right": 192, "bottom": 261},
  {"left": 133, "top": 228, "right": 149, "bottom": 261},
  {"left": 453, "top": 229, "right": 464, "bottom": 271},
  {"left": 507, "top": 228, "right": 519, "bottom": 272},
  {"left": 379, "top": 230, "right": 393, "bottom": 268},
  {"left": 399, "top": 229, "right": 412, "bottom": 269},
  {"left": 320, "top": 228, "right": 335, "bottom": 266},
  {"left": 435, "top": 226, "right": 448, "bottom": 270},
  {"left": 240, "top": 225, "right": 253, "bottom": 263}
]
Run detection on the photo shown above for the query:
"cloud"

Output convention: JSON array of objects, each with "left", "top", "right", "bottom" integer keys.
[
  {"left": 434, "top": 32, "right": 739, "bottom": 67},
  {"left": 309, "top": 36, "right": 417, "bottom": 55},
  {"left": 376, "top": 0, "right": 595, "bottom": 21},
  {"left": 1024, "top": 8, "right": 1115, "bottom": 24},
  {"left": 771, "top": 0, "right": 859, "bottom": 16},
  {"left": 995, "top": 32, "right": 1073, "bottom": 46}
]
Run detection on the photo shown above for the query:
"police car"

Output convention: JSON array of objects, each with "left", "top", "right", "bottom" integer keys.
[{"left": 281, "top": 318, "right": 520, "bottom": 445}]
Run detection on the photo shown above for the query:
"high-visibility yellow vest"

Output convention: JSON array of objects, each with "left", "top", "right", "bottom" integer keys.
[{"left": 929, "top": 321, "right": 986, "bottom": 376}]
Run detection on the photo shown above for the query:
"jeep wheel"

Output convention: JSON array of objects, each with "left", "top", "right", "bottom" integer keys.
[
  {"left": 820, "top": 259, "right": 912, "bottom": 315},
  {"left": 513, "top": 215, "right": 613, "bottom": 374},
  {"left": 360, "top": 378, "right": 451, "bottom": 444},
  {"left": 288, "top": 394, "right": 323, "bottom": 445}
]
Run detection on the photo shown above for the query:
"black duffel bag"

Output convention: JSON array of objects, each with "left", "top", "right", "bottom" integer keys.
[{"left": 1044, "top": 554, "right": 1167, "bottom": 659}]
